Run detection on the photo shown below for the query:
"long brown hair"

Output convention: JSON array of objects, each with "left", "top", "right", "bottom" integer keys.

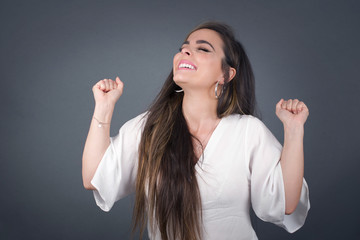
[{"left": 132, "top": 21, "right": 258, "bottom": 240}]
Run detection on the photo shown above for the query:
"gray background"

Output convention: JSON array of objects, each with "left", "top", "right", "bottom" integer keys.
[{"left": 1, "top": 0, "right": 359, "bottom": 239}]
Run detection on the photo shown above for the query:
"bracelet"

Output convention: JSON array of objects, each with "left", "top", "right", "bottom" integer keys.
[{"left": 93, "top": 116, "right": 110, "bottom": 128}]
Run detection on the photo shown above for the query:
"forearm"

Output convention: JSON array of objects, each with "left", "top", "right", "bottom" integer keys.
[
  {"left": 280, "top": 124, "right": 304, "bottom": 214},
  {"left": 82, "top": 103, "right": 115, "bottom": 189}
]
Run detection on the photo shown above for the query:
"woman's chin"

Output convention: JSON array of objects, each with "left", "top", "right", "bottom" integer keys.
[{"left": 173, "top": 77, "right": 189, "bottom": 86}]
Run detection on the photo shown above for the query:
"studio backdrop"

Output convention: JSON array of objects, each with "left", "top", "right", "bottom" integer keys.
[{"left": 1, "top": 0, "right": 359, "bottom": 239}]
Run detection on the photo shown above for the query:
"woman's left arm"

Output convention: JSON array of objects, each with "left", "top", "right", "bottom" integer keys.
[{"left": 275, "top": 98, "right": 310, "bottom": 215}]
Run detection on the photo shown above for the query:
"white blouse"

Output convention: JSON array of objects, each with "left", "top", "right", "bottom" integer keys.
[{"left": 91, "top": 112, "right": 310, "bottom": 240}]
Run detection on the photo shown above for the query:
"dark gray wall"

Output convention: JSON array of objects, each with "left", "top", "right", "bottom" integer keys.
[{"left": 1, "top": 0, "right": 359, "bottom": 239}]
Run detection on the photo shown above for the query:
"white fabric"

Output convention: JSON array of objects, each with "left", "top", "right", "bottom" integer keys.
[{"left": 91, "top": 113, "right": 310, "bottom": 239}]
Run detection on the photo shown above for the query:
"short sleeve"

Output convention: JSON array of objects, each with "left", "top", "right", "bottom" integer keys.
[
  {"left": 90, "top": 112, "right": 147, "bottom": 212},
  {"left": 246, "top": 116, "right": 310, "bottom": 233}
]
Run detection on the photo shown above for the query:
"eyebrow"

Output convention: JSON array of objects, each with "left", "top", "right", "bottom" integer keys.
[{"left": 182, "top": 40, "right": 215, "bottom": 51}]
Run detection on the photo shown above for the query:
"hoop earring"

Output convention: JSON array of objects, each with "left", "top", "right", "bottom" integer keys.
[
  {"left": 175, "top": 89, "right": 183, "bottom": 93},
  {"left": 215, "top": 81, "right": 223, "bottom": 99}
]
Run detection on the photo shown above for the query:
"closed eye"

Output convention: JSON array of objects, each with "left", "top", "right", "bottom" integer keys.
[
  {"left": 198, "top": 47, "right": 210, "bottom": 52},
  {"left": 178, "top": 46, "right": 211, "bottom": 52}
]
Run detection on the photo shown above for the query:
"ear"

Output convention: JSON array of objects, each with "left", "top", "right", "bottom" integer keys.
[
  {"left": 228, "top": 67, "right": 236, "bottom": 82},
  {"left": 219, "top": 67, "right": 237, "bottom": 84}
]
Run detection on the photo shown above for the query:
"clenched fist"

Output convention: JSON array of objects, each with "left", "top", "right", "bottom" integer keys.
[
  {"left": 276, "top": 98, "right": 309, "bottom": 127},
  {"left": 92, "top": 76, "right": 124, "bottom": 106}
]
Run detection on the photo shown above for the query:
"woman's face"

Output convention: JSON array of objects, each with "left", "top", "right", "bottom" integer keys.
[{"left": 173, "top": 29, "right": 226, "bottom": 92}]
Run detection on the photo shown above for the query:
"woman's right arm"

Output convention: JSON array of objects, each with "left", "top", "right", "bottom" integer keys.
[{"left": 82, "top": 77, "right": 123, "bottom": 190}]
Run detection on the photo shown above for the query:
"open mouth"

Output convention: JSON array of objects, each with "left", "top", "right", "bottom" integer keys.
[{"left": 178, "top": 60, "right": 197, "bottom": 70}]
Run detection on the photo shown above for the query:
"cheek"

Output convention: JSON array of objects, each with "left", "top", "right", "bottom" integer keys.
[
  {"left": 173, "top": 53, "right": 181, "bottom": 67},
  {"left": 203, "top": 58, "right": 223, "bottom": 77},
  {"left": 199, "top": 54, "right": 221, "bottom": 67}
]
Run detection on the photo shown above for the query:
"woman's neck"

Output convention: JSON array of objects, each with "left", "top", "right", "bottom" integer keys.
[{"left": 182, "top": 91, "right": 219, "bottom": 133}]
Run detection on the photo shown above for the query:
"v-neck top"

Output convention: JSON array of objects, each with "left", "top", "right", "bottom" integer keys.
[{"left": 91, "top": 112, "right": 310, "bottom": 240}]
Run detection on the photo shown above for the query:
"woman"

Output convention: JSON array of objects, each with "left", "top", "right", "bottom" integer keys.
[{"left": 82, "top": 22, "right": 310, "bottom": 240}]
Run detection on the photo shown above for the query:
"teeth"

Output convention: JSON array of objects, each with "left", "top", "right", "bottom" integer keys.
[{"left": 179, "top": 63, "right": 195, "bottom": 70}]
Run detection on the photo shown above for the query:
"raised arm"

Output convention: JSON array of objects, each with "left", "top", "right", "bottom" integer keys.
[
  {"left": 82, "top": 77, "right": 123, "bottom": 190},
  {"left": 275, "top": 98, "right": 309, "bottom": 214}
]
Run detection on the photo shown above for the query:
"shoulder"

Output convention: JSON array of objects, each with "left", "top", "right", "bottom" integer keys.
[
  {"left": 241, "top": 115, "right": 281, "bottom": 148},
  {"left": 223, "top": 114, "right": 264, "bottom": 128},
  {"left": 121, "top": 111, "right": 148, "bottom": 132},
  {"left": 244, "top": 115, "right": 268, "bottom": 130},
  {"left": 223, "top": 114, "right": 273, "bottom": 138}
]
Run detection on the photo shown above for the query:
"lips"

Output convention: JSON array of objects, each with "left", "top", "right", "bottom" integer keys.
[{"left": 178, "top": 60, "right": 197, "bottom": 70}]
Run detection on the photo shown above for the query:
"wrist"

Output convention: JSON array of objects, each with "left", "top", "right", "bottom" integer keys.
[
  {"left": 284, "top": 124, "right": 304, "bottom": 139},
  {"left": 95, "top": 101, "right": 115, "bottom": 110},
  {"left": 93, "top": 104, "right": 115, "bottom": 123}
]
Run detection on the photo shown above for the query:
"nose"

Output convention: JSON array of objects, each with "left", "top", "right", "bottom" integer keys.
[{"left": 181, "top": 46, "right": 191, "bottom": 56}]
